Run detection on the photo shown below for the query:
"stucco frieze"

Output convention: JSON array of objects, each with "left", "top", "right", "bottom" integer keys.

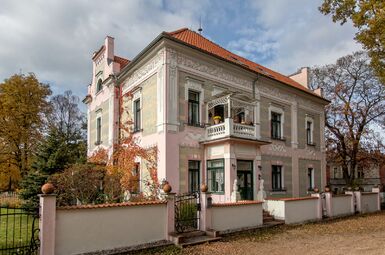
[
  {"left": 122, "top": 48, "right": 165, "bottom": 93},
  {"left": 176, "top": 52, "right": 253, "bottom": 90},
  {"left": 174, "top": 50, "right": 323, "bottom": 112}
]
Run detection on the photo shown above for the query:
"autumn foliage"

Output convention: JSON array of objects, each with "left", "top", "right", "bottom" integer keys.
[{"left": 87, "top": 90, "right": 159, "bottom": 202}]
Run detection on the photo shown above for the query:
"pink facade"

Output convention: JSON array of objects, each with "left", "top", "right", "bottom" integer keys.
[{"left": 84, "top": 29, "right": 329, "bottom": 202}]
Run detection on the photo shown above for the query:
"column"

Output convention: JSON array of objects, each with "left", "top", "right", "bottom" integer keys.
[
  {"left": 291, "top": 102, "right": 300, "bottom": 197},
  {"left": 39, "top": 194, "right": 56, "bottom": 255}
]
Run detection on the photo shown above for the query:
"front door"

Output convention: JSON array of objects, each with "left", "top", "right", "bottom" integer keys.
[{"left": 237, "top": 160, "right": 253, "bottom": 200}]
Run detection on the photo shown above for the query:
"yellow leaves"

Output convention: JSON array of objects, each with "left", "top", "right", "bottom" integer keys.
[{"left": 0, "top": 73, "right": 52, "bottom": 177}]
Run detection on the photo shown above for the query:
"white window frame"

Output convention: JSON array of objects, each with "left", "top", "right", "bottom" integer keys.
[
  {"left": 305, "top": 115, "right": 314, "bottom": 145},
  {"left": 185, "top": 78, "right": 204, "bottom": 124},
  {"left": 271, "top": 164, "right": 285, "bottom": 191},
  {"left": 269, "top": 105, "right": 285, "bottom": 139},
  {"left": 132, "top": 89, "right": 142, "bottom": 132},
  {"left": 95, "top": 109, "right": 102, "bottom": 144},
  {"left": 308, "top": 167, "right": 315, "bottom": 190}
]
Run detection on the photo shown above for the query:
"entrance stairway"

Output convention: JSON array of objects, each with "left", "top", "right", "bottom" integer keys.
[
  {"left": 169, "top": 230, "right": 222, "bottom": 248},
  {"left": 263, "top": 210, "right": 285, "bottom": 226}
]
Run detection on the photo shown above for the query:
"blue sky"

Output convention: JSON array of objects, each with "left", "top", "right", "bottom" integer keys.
[{"left": 0, "top": 0, "right": 361, "bottom": 109}]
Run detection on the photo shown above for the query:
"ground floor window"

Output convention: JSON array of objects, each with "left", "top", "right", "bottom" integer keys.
[
  {"left": 272, "top": 165, "right": 283, "bottom": 191},
  {"left": 188, "top": 160, "right": 200, "bottom": 192},
  {"left": 207, "top": 159, "right": 224, "bottom": 193},
  {"left": 308, "top": 168, "right": 314, "bottom": 190},
  {"left": 130, "top": 163, "right": 140, "bottom": 193}
]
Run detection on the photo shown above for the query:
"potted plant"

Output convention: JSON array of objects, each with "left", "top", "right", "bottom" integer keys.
[{"left": 213, "top": 116, "right": 221, "bottom": 124}]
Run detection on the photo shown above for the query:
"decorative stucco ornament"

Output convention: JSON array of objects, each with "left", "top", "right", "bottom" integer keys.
[
  {"left": 230, "top": 179, "right": 241, "bottom": 202},
  {"left": 41, "top": 183, "right": 55, "bottom": 195}
]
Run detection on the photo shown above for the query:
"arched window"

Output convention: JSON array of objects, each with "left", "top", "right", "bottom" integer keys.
[{"left": 96, "top": 79, "right": 102, "bottom": 93}]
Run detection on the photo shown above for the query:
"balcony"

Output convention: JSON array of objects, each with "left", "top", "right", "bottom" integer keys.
[
  {"left": 204, "top": 93, "right": 261, "bottom": 142},
  {"left": 205, "top": 118, "right": 259, "bottom": 141}
]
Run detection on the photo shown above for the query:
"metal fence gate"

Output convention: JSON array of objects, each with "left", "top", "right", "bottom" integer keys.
[
  {"left": 174, "top": 192, "right": 200, "bottom": 233},
  {"left": 0, "top": 206, "right": 39, "bottom": 255}
]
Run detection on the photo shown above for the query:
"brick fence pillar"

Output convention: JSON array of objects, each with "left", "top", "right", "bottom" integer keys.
[
  {"left": 165, "top": 193, "right": 176, "bottom": 239},
  {"left": 354, "top": 191, "right": 362, "bottom": 213},
  {"left": 200, "top": 192, "right": 212, "bottom": 231},
  {"left": 324, "top": 192, "right": 332, "bottom": 217},
  {"left": 39, "top": 194, "right": 56, "bottom": 255}
]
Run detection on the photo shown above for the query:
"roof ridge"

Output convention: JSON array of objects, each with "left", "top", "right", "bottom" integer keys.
[{"left": 167, "top": 27, "right": 189, "bottom": 36}]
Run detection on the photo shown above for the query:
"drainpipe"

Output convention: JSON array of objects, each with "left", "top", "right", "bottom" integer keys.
[{"left": 252, "top": 74, "right": 260, "bottom": 99}]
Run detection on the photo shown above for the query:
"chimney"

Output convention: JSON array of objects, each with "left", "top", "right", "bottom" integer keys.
[
  {"left": 105, "top": 36, "right": 114, "bottom": 62},
  {"left": 289, "top": 67, "right": 309, "bottom": 89}
]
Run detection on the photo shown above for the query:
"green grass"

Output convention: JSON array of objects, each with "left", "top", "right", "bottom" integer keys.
[{"left": 0, "top": 208, "right": 38, "bottom": 249}]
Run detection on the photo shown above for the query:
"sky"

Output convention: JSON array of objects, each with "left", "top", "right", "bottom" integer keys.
[{"left": 0, "top": 0, "right": 361, "bottom": 110}]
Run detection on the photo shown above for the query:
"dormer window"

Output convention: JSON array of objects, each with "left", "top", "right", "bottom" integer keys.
[{"left": 96, "top": 79, "right": 102, "bottom": 93}]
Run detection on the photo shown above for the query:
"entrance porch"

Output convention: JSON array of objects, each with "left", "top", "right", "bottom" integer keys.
[{"left": 202, "top": 138, "right": 269, "bottom": 203}]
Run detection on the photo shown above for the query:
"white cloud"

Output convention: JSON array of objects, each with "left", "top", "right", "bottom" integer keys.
[
  {"left": 0, "top": 0, "right": 362, "bottom": 105},
  {"left": 0, "top": 0, "right": 202, "bottom": 100},
  {"left": 227, "top": 0, "right": 362, "bottom": 74}
]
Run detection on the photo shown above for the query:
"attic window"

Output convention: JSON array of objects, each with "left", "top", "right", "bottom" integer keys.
[{"left": 96, "top": 79, "right": 102, "bottom": 93}]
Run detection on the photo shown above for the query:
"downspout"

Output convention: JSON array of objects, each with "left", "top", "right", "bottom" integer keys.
[{"left": 253, "top": 74, "right": 260, "bottom": 99}]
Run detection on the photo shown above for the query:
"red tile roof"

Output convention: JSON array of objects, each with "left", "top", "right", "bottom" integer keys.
[
  {"left": 114, "top": 55, "right": 130, "bottom": 69},
  {"left": 166, "top": 28, "right": 323, "bottom": 99}
]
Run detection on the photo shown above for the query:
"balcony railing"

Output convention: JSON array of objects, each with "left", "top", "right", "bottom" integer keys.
[{"left": 205, "top": 118, "right": 259, "bottom": 141}]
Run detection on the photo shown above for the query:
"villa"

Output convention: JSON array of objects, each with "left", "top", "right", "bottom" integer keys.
[{"left": 83, "top": 28, "right": 329, "bottom": 202}]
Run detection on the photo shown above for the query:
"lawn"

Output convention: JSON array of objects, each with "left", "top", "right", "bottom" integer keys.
[
  {"left": 0, "top": 207, "right": 39, "bottom": 251},
  {"left": 128, "top": 211, "right": 385, "bottom": 255}
]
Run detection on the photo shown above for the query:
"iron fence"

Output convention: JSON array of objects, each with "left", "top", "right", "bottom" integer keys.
[{"left": 0, "top": 206, "right": 39, "bottom": 255}]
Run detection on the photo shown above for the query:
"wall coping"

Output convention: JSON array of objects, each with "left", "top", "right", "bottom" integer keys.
[
  {"left": 212, "top": 200, "right": 263, "bottom": 207},
  {"left": 332, "top": 194, "right": 352, "bottom": 197},
  {"left": 266, "top": 196, "right": 318, "bottom": 202},
  {"left": 57, "top": 200, "right": 167, "bottom": 210},
  {"left": 362, "top": 192, "right": 378, "bottom": 196}
]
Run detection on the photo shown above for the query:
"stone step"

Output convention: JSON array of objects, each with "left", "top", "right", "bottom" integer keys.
[
  {"left": 169, "top": 230, "right": 206, "bottom": 244},
  {"left": 178, "top": 235, "right": 222, "bottom": 248},
  {"left": 263, "top": 220, "right": 285, "bottom": 227}
]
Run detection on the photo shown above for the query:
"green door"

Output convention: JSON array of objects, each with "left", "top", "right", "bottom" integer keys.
[{"left": 237, "top": 160, "right": 253, "bottom": 200}]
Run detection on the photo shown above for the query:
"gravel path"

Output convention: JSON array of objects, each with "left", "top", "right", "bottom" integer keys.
[{"left": 134, "top": 212, "right": 385, "bottom": 255}]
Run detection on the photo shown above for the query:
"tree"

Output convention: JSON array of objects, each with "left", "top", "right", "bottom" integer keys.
[
  {"left": 310, "top": 51, "right": 385, "bottom": 186},
  {"left": 0, "top": 73, "right": 51, "bottom": 177},
  {"left": 20, "top": 91, "right": 87, "bottom": 206},
  {"left": 34, "top": 90, "right": 87, "bottom": 175},
  {"left": 319, "top": 0, "right": 385, "bottom": 84}
]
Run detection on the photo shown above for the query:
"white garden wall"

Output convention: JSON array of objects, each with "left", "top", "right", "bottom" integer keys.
[
  {"left": 55, "top": 202, "right": 167, "bottom": 255},
  {"left": 331, "top": 195, "right": 354, "bottom": 217},
  {"left": 211, "top": 201, "right": 263, "bottom": 232},
  {"left": 361, "top": 193, "right": 379, "bottom": 213},
  {"left": 266, "top": 197, "right": 321, "bottom": 224}
]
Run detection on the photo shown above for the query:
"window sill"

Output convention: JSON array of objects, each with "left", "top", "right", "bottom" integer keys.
[
  {"left": 208, "top": 191, "right": 225, "bottom": 195},
  {"left": 271, "top": 137, "right": 286, "bottom": 142},
  {"left": 186, "top": 122, "right": 206, "bottom": 128},
  {"left": 94, "top": 141, "right": 103, "bottom": 146},
  {"left": 307, "top": 142, "right": 316, "bottom": 147},
  {"left": 132, "top": 129, "right": 143, "bottom": 134},
  {"left": 95, "top": 90, "right": 103, "bottom": 96},
  {"left": 270, "top": 188, "right": 287, "bottom": 194}
]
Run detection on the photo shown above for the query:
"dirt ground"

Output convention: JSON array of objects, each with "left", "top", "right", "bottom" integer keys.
[{"left": 134, "top": 212, "right": 385, "bottom": 255}]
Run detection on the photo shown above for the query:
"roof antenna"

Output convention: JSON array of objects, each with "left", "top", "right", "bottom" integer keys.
[{"left": 198, "top": 16, "right": 203, "bottom": 34}]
